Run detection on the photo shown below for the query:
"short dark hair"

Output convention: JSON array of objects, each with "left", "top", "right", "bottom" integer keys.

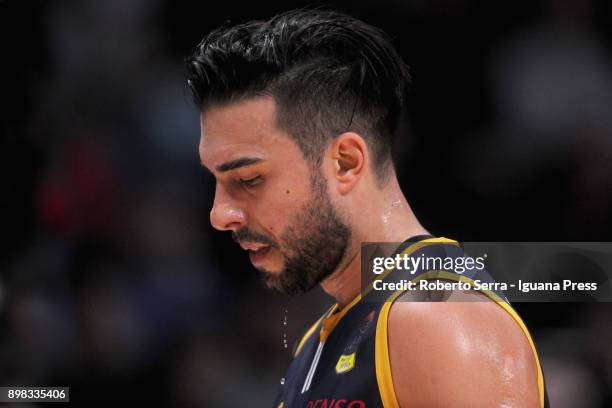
[{"left": 186, "top": 9, "right": 410, "bottom": 182}]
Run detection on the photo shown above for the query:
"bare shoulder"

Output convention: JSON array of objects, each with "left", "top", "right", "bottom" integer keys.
[{"left": 387, "top": 288, "right": 540, "bottom": 407}]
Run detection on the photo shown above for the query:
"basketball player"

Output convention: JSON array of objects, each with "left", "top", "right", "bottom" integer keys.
[{"left": 187, "top": 9, "right": 548, "bottom": 407}]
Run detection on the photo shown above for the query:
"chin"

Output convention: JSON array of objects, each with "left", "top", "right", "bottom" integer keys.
[
  {"left": 252, "top": 250, "right": 283, "bottom": 272},
  {"left": 261, "top": 270, "right": 285, "bottom": 292},
  {"left": 255, "top": 260, "right": 284, "bottom": 281}
]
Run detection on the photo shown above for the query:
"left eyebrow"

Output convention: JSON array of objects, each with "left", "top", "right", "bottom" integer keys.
[{"left": 216, "top": 157, "right": 263, "bottom": 173}]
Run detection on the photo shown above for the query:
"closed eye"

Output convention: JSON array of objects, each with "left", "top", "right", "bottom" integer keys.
[{"left": 239, "top": 175, "right": 262, "bottom": 187}]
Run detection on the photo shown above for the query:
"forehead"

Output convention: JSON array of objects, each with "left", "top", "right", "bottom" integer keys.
[{"left": 199, "top": 96, "right": 295, "bottom": 169}]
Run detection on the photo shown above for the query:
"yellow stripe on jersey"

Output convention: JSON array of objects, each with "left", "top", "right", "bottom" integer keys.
[
  {"left": 294, "top": 315, "right": 324, "bottom": 357},
  {"left": 374, "top": 237, "right": 458, "bottom": 408}
]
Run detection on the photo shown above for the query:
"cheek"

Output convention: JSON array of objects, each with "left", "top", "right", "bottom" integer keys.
[{"left": 252, "top": 183, "right": 309, "bottom": 234}]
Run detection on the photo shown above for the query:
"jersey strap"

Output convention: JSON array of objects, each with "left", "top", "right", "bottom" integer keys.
[{"left": 374, "top": 239, "right": 547, "bottom": 408}]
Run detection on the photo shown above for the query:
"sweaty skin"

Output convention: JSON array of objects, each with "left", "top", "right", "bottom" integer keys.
[
  {"left": 199, "top": 96, "right": 541, "bottom": 407},
  {"left": 389, "top": 288, "right": 540, "bottom": 407}
]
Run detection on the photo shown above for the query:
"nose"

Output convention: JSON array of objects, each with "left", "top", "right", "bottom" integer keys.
[{"left": 210, "top": 184, "right": 247, "bottom": 231}]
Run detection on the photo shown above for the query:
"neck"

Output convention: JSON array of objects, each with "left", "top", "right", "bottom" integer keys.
[
  {"left": 320, "top": 180, "right": 428, "bottom": 308},
  {"left": 319, "top": 249, "right": 362, "bottom": 308}
]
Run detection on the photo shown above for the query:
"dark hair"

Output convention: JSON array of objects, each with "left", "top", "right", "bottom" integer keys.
[{"left": 186, "top": 9, "right": 410, "bottom": 182}]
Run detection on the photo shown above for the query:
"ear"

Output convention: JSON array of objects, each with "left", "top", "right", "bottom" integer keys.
[{"left": 329, "top": 132, "right": 368, "bottom": 194}]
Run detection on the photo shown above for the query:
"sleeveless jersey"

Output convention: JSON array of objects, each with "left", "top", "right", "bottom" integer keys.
[{"left": 273, "top": 236, "right": 550, "bottom": 408}]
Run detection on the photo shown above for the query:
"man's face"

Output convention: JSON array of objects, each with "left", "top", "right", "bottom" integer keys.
[{"left": 199, "top": 96, "right": 351, "bottom": 294}]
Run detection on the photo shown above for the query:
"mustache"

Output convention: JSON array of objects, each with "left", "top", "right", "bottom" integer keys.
[{"left": 232, "top": 228, "right": 277, "bottom": 248}]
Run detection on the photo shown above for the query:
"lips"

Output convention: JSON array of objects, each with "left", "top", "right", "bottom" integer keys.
[
  {"left": 239, "top": 242, "right": 268, "bottom": 251},
  {"left": 238, "top": 242, "right": 271, "bottom": 265},
  {"left": 246, "top": 245, "right": 271, "bottom": 265}
]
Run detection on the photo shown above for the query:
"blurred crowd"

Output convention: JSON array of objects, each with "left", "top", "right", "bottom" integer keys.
[{"left": 1, "top": 0, "right": 611, "bottom": 406}]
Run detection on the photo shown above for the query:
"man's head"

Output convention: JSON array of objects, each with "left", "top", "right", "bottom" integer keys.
[{"left": 187, "top": 9, "right": 411, "bottom": 294}]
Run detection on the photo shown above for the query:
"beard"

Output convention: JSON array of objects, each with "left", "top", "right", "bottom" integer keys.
[{"left": 232, "top": 168, "right": 351, "bottom": 295}]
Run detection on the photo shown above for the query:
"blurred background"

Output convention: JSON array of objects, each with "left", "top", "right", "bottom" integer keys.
[{"left": 1, "top": 0, "right": 611, "bottom": 406}]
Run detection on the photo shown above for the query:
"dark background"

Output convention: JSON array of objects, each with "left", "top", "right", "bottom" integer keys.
[{"left": 1, "top": 0, "right": 611, "bottom": 406}]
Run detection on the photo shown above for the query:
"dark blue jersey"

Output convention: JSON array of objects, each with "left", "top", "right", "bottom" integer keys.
[{"left": 273, "top": 237, "right": 549, "bottom": 408}]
